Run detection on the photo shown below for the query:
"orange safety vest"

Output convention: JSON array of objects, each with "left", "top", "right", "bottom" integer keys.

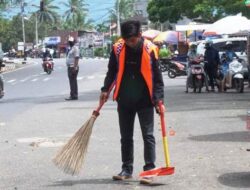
[{"left": 113, "top": 38, "right": 159, "bottom": 101}]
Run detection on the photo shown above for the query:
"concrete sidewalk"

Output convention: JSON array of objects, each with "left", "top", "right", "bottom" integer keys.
[{"left": 2, "top": 58, "right": 33, "bottom": 72}]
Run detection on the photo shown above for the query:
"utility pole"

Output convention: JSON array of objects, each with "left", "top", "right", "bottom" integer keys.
[
  {"left": 116, "top": 0, "right": 120, "bottom": 36},
  {"left": 35, "top": 12, "right": 38, "bottom": 47},
  {"left": 21, "top": 0, "right": 26, "bottom": 61}
]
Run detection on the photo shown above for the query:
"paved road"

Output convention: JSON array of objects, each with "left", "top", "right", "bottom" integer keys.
[{"left": 0, "top": 58, "right": 250, "bottom": 190}]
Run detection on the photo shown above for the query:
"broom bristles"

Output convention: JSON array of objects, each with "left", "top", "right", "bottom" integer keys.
[{"left": 53, "top": 115, "right": 97, "bottom": 175}]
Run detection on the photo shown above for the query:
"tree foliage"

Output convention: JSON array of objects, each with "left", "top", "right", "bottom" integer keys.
[
  {"left": 147, "top": 0, "right": 250, "bottom": 24},
  {"left": 62, "top": 0, "right": 93, "bottom": 30},
  {"left": 36, "top": 0, "right": 59, "bottom": 24}
]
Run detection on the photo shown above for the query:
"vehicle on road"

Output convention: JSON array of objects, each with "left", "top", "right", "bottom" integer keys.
[
  {"left": 197, "top": 37, "right": 248, "bottom": 79},
  {"left": 42, "top": 57, "right": 53, "bottom": 74},
  {"left": 222, "top": 57, "right": 244, "bottom": 93},
  {"left": 186, "top": 61, "right": 208, "bottom": 93},
  {"left": 168, "top": 61, "right": 187, "bottom": 78},
  {"left": 159, "top": 58, "right": 171, "bottom": 72}
]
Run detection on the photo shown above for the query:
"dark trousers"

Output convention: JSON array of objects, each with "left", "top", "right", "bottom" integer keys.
[
  {"left": 118, "top": 103, "right": 156, "bottom": 174},
  {"left": 67, "top": 67, "right": 79, "bottom": 98},
  {"left": 206, "top": 67, "right": 216, "bottom": 89},
  {"left": 0, "top": 75, "right": 3, "bottom": 91}
]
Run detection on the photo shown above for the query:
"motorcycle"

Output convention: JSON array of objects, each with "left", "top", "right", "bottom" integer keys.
[
  {"left": 167, "top": 61, "right": 187, "bottom": 78},
  {"left": 186, "top": 61, "right": 209, "bottom": 93},
  {"left": 42, "top": 57, "right": 53, "bottom": 74},
  {"left": 159, "top": 58, "right": 171, "bottom": 72},
  {"left": 0, "top": 60, "right": 5, "bottom": 99},
  {"left": 222, "top": 57, "right": 244, "bottom": 93}
]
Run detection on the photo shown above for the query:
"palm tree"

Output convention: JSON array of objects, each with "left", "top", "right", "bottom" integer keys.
[
  {"left": 63, "top": 0, "right": 88, "bottom": 21},
  {"left": 118, "top": 0, "right": 135, "bottom": 21},
  {"left": 109, "top": 0, "right": 135, "bottom": 27},
  {"left": 96, "top": 22, "right": 109, "bottom": 33},
  {"left": 62, "top": 13, "right": 94, "bottom": 31},
  {"left": 36, "top": 0, "right": 59, "bottom": 24},
  {"left": 62, "top": 0, "right": 93, "bottom": 30}
]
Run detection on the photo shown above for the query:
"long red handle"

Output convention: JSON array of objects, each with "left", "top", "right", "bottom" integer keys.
[
  {"left": 93, "top": 82, "right": 115, "bottom": 117},
  {"left": 158, "top": 100, "right": 171, "bottom": 167},
  {"left": 159, "top": 101, "right": 167, "bottom": 137}
]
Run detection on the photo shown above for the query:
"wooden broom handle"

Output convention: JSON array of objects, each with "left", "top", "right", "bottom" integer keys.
[{"left": 93, "top": 82, "right": 115, "bottom": 117}]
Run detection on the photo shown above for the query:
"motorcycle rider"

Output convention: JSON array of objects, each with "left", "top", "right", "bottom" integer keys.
[
  {"left": 186, "top": 43, "right": 208, "bottom": 92},
  {"left": 204, "top": 39, "right": 220, "bottom": 92},
  {"left": 223, "top": 41, "right": 238, "bottom": 88},
  {"left": 159, "top": 44, "right": 171, "bottom": 59},
  {"left": 42, "top": 48, "right": 54, "bottom": 71}
]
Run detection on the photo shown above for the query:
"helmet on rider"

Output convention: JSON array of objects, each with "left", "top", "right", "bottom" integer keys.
[
  {"left": 205, "top": 39, "right": 213, "bottom": 48},
  {"left": 225, "top": 41, "right": 233, "bottom": 49}
]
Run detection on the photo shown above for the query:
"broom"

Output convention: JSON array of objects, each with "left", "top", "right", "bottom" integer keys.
[{"left": 53, "top": 83, "right": 114, "bottom": 175}]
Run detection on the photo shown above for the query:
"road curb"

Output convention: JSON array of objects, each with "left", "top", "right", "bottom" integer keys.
[{"left": 2, "top": 59, "right": 32, "bottom": 72}]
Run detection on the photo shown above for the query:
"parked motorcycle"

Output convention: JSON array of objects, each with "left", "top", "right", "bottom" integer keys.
[
  {"left": 186, "top": 61, "right": 208, "bottom": 93},
  {"left": 159, "top": 58, "right": 171, "bottom": 72},
  {"left": 0, "top": 60, "right": 5, "bottom": 99},
  {"left": 222, "top": 57, "right": 244, "bottom": 93},
  {"left": 42, "top": 57, "right": 53, "bottom": 74},
  {"left": 168, "top": 61, "right": 187, "bottom": 78}
]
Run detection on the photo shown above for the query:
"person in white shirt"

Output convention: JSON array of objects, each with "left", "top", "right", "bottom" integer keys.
[{"left": 65, "top": 36, "right": 80, "bottom": 100}]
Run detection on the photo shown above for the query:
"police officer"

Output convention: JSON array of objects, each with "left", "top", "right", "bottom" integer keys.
[{"left": 65, "top": 36, "right": 80, "bottom": 100}]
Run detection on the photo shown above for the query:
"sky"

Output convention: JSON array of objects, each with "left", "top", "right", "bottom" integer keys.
[{"left": 2, "top": 0, "right": 116, "bottom": 24}]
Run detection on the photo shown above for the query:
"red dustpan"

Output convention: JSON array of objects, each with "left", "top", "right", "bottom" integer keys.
[{"left": 139, "top": 101, "right": 175, "bottom": 177}]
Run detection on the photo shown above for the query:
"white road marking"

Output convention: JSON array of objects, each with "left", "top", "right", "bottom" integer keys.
[
  {"left": 7, "top": 79, "right": 16, "bottom": 83},
  {"left": 77, "top": 76, "right": 84, "bottom": 80},
  {"left": 97, "top": 74, "right": 106, "bottom": 78},
  {"left": 0, "top": 122, "right": 6, "bottom": 126},
  {"left": 87, "top": 75, "right": 95, "bottom": 79},
  {"left": 20, "top": 77, "right": 31, "bottom": 82},
  {"left": 31, "top": 78, "right": 38, "bottom": 82},
  {"left": 43, "top": 78, "right": 51, "bottom": 81}
]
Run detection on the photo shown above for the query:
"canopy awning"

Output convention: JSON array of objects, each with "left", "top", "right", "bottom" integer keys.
[{"left": 175, "top": 24, "right": 211, "bottom": 31}]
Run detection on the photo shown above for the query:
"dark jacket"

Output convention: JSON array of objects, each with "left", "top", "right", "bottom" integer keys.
[
  {"left": 204, "top": 46, "right": 220, "bottom": 69},
  {"left": 43, "top": 50, "right": 52, "bottom": 61},
  {"left": 101, "top": 39, "right": 164, "bottom": 106}
]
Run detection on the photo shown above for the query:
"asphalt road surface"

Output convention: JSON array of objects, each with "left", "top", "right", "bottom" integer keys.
[{"left": 0, "top": 58, "right": 250, "bottom": 190}]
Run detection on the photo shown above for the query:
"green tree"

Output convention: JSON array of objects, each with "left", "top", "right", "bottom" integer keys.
[
  {"left": 36, "top": 0, "right": 59, "bottom": 24},
  {"left": 95, "top": 22, "right": 109, "bottom": 33},
  {"left": 109, "top": 0, "right": 135, "bottom": 23},
  {"left": 147, "top": 0, "right": 250, "bottom": 24},
  {"left": 63, "top": 0, "right": 88, "bottom": 20},
  {"left": 62, "top": 0, "right": 93, "bottom": 30}
]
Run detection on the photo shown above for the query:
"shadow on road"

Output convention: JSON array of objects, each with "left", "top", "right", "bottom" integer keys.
[
  {"left": 48, "top": 178, "right": 165, "bottom": 187},
  {"left": 0, "top": 90, "right": 101, "bottom": 105},
  {"left": 218, "top": 172, "right": 250, "bottom": 188},
  {"left": 165, "top": 86, "right": 250, "bottom": 112},
  {"left": 189, "top": 131, "right": 250, "bottom": 142}
]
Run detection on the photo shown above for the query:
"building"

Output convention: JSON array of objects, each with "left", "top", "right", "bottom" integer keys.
[{"left": 132, "top": 0, "right": 149, "bottom": 31}]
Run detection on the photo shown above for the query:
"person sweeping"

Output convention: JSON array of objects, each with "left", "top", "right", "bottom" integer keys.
[{"left": 99, "top": 20, "right": 164, "bottom": 184}]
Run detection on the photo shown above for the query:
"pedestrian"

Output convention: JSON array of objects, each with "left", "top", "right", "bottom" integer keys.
[
  {"left": 204, "top": 39, "right": 220, "bottom": 92},
  {"left": 99, "top": 20, "right": 164, "bottom": 184},
  {"left": 65, "top": 36, "right": 80, "bottom": 100}
]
